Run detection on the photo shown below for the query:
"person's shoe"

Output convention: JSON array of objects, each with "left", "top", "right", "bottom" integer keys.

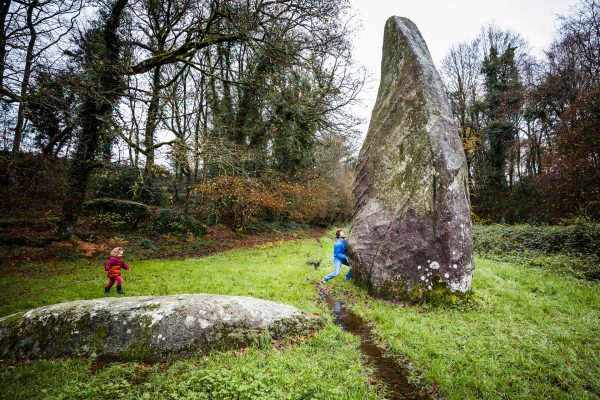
[
  {"left": 321, "top": 279, "right": 327, "bottom": 284},
  {"left": 116, "top": 286, "right": 124, "bottom": 295},
  {"left": 104, "top": 287, "right": 110, "bottom": 296}
]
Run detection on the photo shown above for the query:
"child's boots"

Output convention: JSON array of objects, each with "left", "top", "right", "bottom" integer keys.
[
  {"left": 104, "top": 287, "right": 111, "bottom": 296},
  {"left": 117, "top": 286, "right": 124, "bottom": 295}
]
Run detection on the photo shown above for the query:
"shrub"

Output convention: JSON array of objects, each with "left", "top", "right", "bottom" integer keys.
[
  {"left": 192, "top": 170, "right": 353, "bottom": 231},
  {"left": 0, "top": 152, "right": 68, "bottom": 217},
  {"left": 473, "top": 223, "right": 600, "bottom": 279},
  {"left": 88, "top": 164, "right": 168, "bottom": 206},
  {"left": 84, "top": 198, "right": 150, "bottom": 230},
  {"left": 193, "top": 176, "right": 286, "bottom": 232},
  {"left": 138, "top": 237, "right": 159, "bottom": 250},
  {"left": 149, "top": 208, "right": 207, "bottom": 236},
  {"left": 474, "top": 223, "right": 600, "bottom": 256}
]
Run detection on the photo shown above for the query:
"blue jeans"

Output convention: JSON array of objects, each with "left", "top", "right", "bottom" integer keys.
[{"left": 323, "top": 258, "right": 351, "bottom": 282}]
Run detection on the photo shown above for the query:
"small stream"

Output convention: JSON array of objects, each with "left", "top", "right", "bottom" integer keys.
[{"left": 318, "top": 286, "right": 432, "bottom": 400}]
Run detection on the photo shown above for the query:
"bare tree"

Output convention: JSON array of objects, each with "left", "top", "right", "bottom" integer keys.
[{"left": 1, "top": 0, "right": 83, "bottom": 153}]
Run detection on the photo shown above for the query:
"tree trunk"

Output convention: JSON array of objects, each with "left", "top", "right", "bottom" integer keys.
[
  {"left": 59, "top": 0, "right": 127, "bottom": 238},
  {"left": 0, "top": 0, "right": 11, "bottom": 92},
  {"left": 12, "top": 1, "right": 36, "bottom": 154},
  {"left": 143, "top": 64, "right": 161, "bottom": 177}
]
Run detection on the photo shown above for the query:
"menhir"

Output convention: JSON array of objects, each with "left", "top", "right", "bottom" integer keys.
[{"left": 347, "top": 16, "right": 474, "bottom": 301}]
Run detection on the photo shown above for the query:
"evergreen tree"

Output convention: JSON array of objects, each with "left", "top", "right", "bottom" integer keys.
[{"left": 475, "top": 45, "right": 523, "bottom": 218}]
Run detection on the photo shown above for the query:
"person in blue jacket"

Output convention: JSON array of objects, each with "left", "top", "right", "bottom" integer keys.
[{"left": 322, "top": 229, "right": 351, "bottom": 283}]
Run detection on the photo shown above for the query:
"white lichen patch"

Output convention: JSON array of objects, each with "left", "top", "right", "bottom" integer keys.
[
  {"left": 417, "top": 265, "right": 422, "bottom": 270},
  {"left": 150, "top": 312, "right": 164, "bottom": 326},
  {"left": 420, "top": 276, "right": 425, "bottom": 281},
  {"left": 444, "top": 273, "right": 449, "bottom": 279},
  {"left": 452, "top": 264, "right": 457, "bottom": 269},
  {"left": 429, "top": 261, "right": 440, "bottom": 269},
  {"left": 449, "top": 272, "right": 473, "bottom": 293},
  {"left": 199, "top": 319, "right": 210, "bottom": 329}
]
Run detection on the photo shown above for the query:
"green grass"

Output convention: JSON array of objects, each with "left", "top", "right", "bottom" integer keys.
[
  {"left": 2, "top": 234, "right": 600, "bottom": 399},
  {"left": 0, "top": 236, "right": 380, "bottom": 400},
  {"left": 332, "top": 257, "right": 600, "bottom": 399}
]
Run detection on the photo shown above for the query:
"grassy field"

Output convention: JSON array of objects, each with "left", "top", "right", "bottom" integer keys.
[
  {"left": 328, "top": 258, "right": 600, "bottom": 399},
  {"left": 1, "top": 233, "right": 600, "bottom": 399}
]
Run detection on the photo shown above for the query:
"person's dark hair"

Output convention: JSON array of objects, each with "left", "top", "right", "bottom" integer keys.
[{"left": 336, "top": 229, "right": 343, "bottom": 238}]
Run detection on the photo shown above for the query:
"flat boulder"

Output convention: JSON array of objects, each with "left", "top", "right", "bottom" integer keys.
[
  {"left": 347, "top": 16, "right": 473, "bottom": 302},
  {"left": 0, "top": 294, "right": 322, "bottom": 361}
]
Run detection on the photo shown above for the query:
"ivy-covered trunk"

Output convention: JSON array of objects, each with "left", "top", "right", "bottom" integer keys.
[{"left": 58, "top": 0, "right": 128, "bottom": 238}]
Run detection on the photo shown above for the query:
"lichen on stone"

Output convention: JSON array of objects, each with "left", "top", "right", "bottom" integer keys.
[{"left": 0, "top": 295, "right": 324, "bottom": 361}]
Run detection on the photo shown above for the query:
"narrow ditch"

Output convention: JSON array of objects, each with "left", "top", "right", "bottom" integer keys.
[{"left": 318, "top": 285, "right": 433, "bottom": 399}]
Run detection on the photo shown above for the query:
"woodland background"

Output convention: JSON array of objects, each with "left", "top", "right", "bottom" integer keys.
[{"left": 0, "top": 0, "right": 598, "bottom": 247}]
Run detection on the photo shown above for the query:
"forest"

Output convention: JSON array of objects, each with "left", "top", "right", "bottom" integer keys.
[
  {"left": 0, "top": 0, "right": 598, "bottom": 237},
  {"left": 1, "top": 0, "right": 359, "bottom": 242}
]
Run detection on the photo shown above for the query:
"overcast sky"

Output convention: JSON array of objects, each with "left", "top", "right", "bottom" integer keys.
[{"left": 347, "top": 0, "right": 576, "bottom": 141}]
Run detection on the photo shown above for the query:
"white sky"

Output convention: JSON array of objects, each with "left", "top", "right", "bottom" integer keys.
[{"left": 347, "top": 0, "right": 576, "bottom": 141}]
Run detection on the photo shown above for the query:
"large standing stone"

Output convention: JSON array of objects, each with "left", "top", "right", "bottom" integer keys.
[
  {"left": 0, "top": 294, "right": 322, "bottom": 361},
  {"left": 347, "top": 16, "right": 473, "bottom": 301}
]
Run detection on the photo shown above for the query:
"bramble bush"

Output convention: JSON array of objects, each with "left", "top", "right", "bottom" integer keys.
[{"left": 193, "top": 175, "right": 286, "bottom": 231}]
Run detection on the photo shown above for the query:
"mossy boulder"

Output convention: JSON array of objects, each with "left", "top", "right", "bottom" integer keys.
[
  {"left": 348, "top": 17, "right": 474, "bottom": 301},
  {"left": 0, "top": 295, "right": 322, "bottom": 361}
]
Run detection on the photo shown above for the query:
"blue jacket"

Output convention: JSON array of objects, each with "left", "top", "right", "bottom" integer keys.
[{"left": 333, "top": 238, "right": 348, "bottom": 261}]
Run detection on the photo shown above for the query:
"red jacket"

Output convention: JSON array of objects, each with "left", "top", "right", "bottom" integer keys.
[{"left": 104, "top": 256, "right": 130, "bottom": 278}]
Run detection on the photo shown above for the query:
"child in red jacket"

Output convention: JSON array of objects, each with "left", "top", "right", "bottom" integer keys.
[{"left": 104, "top": 247, "right": 130, "bottom": 295}]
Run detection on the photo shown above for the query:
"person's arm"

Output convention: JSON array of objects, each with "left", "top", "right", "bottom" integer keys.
[
  {"left": 104, "top": 259, "right": 111, "bottom": 271},
  {"left": 118, "top": 258, "right": 130, "bottom": 271}
]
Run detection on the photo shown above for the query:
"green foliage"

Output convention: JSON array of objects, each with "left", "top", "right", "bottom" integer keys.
[
  {"left": 474, "top": 223, "right": 600, "bottom": 279},
  {"left": 474, "top": 223, "right": 600, "bottom": 255},
  {"left": 475, "top": 45, "right": 523, "bottom": 219},
  {"left": 84, "top": 198, "right": 150, "bottom": 230},
  {"left": 89, "top": 212, "right": 127, "bottom": 231},
  {"left": 88, "top": 165, "right": 166, "bottom": 206},
  {"left": 149, "top": 208, "right": 207, "bottom": 236},
  {"left": 137, "top": 237, "right": 159, "bottom": 251}
]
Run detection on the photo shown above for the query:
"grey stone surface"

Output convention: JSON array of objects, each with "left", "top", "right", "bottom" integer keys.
[
  {"left": 0, "top": 294, "right": 322, "bottom": 361},
  {"left": 347, "top": 16, "right": 473, "bottom": 300}
]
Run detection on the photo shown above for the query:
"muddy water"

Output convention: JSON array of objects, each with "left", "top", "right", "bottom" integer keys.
[{"left": 319, "top": 287, "right": 431, "bottom": 400}]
